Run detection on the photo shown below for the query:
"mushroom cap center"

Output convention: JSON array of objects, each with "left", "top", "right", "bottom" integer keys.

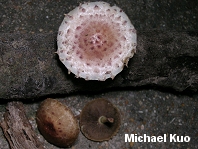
[{"left": 75, "top": 20, "right": 118, "bottom": 63}]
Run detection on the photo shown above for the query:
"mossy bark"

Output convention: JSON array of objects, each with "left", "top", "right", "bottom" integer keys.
[{"left": 0, "top": 31, "right": 197, "bottom": 99}]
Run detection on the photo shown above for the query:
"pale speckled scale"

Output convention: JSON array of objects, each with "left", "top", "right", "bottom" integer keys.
[{"left": 57, "top": 1, "right": 137, "bottom": 81}]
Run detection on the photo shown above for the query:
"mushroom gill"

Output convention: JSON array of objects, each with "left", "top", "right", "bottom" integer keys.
[
  {"left": 79, "top": 98, "right": 121, "bottom": 141},
  {"left": 57, "top": 1, "right": 137, "bottom": 81}
]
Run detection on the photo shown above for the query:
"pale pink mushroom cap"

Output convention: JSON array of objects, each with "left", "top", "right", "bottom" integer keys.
[{"left": 57, "top": 1, "right": 137, "bottom": 81}]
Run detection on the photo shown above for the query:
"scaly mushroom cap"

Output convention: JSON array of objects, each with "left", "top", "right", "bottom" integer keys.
[
  {"left": 80, "top": 98, "right": 121, "bottom": 141},
  {"left": 57, "top": 1, "right": 137, "bottom": 81},
  {"left": 36, "top": 98, "right": 79, "bottom": 147}
]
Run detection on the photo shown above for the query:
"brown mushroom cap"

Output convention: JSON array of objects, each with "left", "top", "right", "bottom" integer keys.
[
  {"left": 80, "top": 98, "right": 121, "bottom": 141},
  {"left": 36, "top": 98, "right": 79, "bottom": 147}
]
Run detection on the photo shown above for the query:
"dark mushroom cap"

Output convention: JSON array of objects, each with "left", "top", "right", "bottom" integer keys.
[
  {"left": 36, "top": 98, "right": 79, "bottom": 147},
  {"left": 80, "top": 98, "right": 121, "bottom": 141}
]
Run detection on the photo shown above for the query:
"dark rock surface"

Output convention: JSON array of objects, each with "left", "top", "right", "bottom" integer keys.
[
  {"left": 1, "top": 90, "right": 198, "bottom": 149},
  {"left": 0, "top": 30, "right": 198, "bottom": 99},
  {"left": 1, "top": 0, "right": 198, "bottom": 33},
  {"left": 0, "top": 0, "right": 198, "bottom": 149}
]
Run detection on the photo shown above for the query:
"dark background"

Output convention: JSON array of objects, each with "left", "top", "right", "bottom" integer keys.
[{"left": 0, "top": 0, "right": 198, "bottom": 148}]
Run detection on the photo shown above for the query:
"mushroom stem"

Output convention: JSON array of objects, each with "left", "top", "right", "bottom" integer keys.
[{"left": 98, "top": 116, "right": 114, "bottom": 124}]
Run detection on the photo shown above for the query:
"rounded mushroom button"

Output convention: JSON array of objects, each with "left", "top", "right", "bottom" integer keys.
[
  {"left": 36, "top": 98, "right": 79, "bottom": 147},
  {"left": 79, "top": 98, "right": 121, "bottom": 141}
]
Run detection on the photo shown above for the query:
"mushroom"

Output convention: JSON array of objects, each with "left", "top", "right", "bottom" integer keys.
[
  {"left": 36, "top": 98, "right": 79, "bottom": 147},
  {"left": 79, "top": 98, "right": 121, "bottom": 141},
  {"left": 57, "top": 1, "right": 137, "bottom": 81}
]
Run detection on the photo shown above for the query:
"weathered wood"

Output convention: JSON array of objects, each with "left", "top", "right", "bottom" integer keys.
[
  {"left": 0, "top": 102, "right": 44, "bottom": 149},
  {"left": 0, "top": 31, "right": 197, "bottom": 99}
]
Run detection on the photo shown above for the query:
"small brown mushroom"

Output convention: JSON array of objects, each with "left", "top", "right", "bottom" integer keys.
[
  {"left": 36, "top": 98, "right": 79, "bottom": 147},
  {"left": 80, "top": 98, "right": 121, "bottom": 141}
]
